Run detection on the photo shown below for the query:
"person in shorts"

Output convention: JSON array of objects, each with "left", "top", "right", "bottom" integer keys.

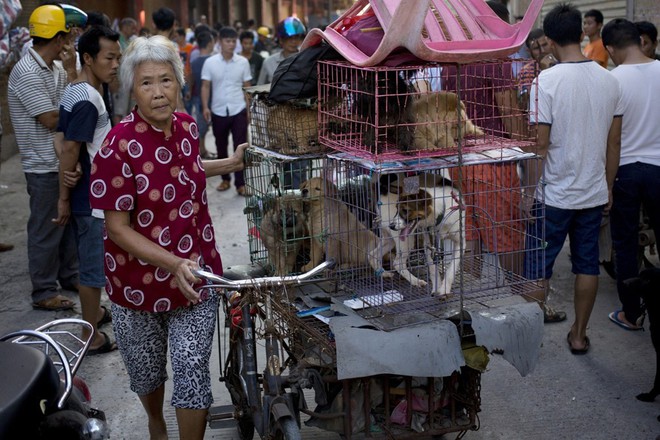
[
  {"left": 53, "top": 25, "right": 121, "bottom": 354},
  {"left": 90, "top": 35, "right": 247, "bottom": 438},
  {"left": 524, "top": 4, "right": 622, "bottom": 354}
]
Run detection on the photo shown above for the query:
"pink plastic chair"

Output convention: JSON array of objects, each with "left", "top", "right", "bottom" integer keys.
[{"left": 302, "top": 0, "right": 543, "bottom": 66}]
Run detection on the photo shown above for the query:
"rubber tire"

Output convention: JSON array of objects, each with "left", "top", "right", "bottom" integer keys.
[
  {"left": 40, "top": 409, "right": 87, "bottom": 439},
  {"left": 273, "top": 416, "right": 302, "bottom": 440},
  {"left": 226, "top": 335, "right": 255, "bottom": 440}
]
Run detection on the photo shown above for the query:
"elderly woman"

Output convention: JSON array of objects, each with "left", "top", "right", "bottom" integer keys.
[{"left": 90, "top": 35, "right": 246, "bottom": 439}]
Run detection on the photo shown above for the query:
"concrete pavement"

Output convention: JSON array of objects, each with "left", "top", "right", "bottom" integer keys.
[{"left": 1, "top": 146, "right": 658, "bottom": 439}]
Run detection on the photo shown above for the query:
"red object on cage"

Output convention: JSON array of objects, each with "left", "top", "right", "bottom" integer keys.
[
  {"left": 317, "top": 60, "right": 535, "bottom": 162},
  {"left": 302, "top": 0, "right": 543, "bottom": 66}
]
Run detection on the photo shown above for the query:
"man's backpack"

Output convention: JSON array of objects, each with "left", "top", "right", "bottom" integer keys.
[{"left": 268, "top": 44, "right": 341, "bottom": 103}]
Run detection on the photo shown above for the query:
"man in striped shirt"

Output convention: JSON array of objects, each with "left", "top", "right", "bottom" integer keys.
[{"left": 7, "top": 4, "right": 84, "bottom": 310}]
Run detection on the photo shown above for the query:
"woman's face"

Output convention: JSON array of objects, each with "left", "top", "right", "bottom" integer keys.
[{"left": 133, "top": 61, "right": 179, "bottom": 130}]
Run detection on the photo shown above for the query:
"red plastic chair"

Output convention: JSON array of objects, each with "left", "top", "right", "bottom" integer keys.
[{"left": 302, "top": 0, "right": 543, "bottom": 66}]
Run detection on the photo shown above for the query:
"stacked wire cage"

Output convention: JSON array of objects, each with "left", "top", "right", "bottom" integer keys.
[
  {"left": 248, "top": 85, "right": 325, "bottom": 155},
  {"left": 242, "top": 146, "right": 326, "bottom": 275},
  {"left": 241, "top": 56, "right": 544, "bottom": 438}
]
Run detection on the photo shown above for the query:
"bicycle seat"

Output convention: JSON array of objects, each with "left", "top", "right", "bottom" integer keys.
[
  {"left": 302, "top": 0, "right": 543, "bottom": 66},
  {"left": 0, "top": 341, "right": 60, "bottom": 437}
]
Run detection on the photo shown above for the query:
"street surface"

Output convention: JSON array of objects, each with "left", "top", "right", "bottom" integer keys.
[{"left": 0, "top": 134, "right": 658, "bottom": 439}]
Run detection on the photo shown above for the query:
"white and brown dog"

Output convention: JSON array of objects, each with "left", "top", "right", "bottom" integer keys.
[{"left": 385, "top": 175, "right": 466, "bottom": 298}]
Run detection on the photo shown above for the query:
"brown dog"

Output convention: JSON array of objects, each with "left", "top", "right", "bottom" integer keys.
[
  {"left": 411, "top": 91, "right": 484, "bottom": 150},
  {"left": 259, "top": 192, "right": 308, "bottom": 276},
  {"left": 300, "top": 177, "right": 390, "bottom": 275}
]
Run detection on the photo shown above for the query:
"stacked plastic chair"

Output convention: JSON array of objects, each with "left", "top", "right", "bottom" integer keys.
[{"left": 302, "top": 0, "right": 543, "bottom": 65}]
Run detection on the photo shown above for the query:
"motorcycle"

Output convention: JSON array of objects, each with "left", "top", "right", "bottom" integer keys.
[{"left": 0, "top": 318, "right": 110, "bottom": 439}]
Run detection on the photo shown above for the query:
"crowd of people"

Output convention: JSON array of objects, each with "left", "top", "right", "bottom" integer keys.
[
  {"left": 0, "top": 1, "right": 658, "bottom": 439},
  {"left": 1, "top": 4, "right": 301, "bottom": 438}
]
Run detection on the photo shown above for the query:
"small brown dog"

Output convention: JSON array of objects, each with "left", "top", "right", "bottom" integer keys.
[
  {"left": 266, "top": 105, "right": 318, "bottom": 153},
  {"left": 411, "top": 91, "right": 484, "bottom": 150},
  {"left": 300, "top": 177, "right": 390, "bottom": 275},
  {"left": 259, "top": 192, "right": 308, "bottom": 276}
]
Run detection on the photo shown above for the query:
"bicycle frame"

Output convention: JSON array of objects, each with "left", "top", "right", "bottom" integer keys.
[{"left": 198, "top": 260, "right": 335, "bottom": 439}]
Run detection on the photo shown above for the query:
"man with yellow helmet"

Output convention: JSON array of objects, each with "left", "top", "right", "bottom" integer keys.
[{"left": 7, "top": 4, "right": 87, "bottom": 311}]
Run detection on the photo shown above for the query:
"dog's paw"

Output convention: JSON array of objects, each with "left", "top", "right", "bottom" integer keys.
[
  {"left": 432, "top": 288, "right": 451, "bottom": 300},
  {"left": 410, "top": 278, "right": 427, "bottom": 288}
]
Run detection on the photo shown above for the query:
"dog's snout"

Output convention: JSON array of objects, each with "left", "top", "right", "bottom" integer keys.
[{"left": 301, "top": 188, "right": 308, "bottom": 197}]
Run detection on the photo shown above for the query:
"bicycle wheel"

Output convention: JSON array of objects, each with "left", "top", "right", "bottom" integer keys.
[
  {"left": 225, "top": 333, "right": 255, "bottom": 440},
  {"left": 273, "top": 416, "right": 302, "bottom": 440}
]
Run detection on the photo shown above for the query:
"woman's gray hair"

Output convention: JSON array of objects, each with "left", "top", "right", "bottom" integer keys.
[{"left": 119, "top": 35, "right": 185, "bottom": 95}]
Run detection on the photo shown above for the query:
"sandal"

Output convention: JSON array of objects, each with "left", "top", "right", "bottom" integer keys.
[
  {"left": 87, "top": 331, "right": 118, "bottom": 356},
  {"left": 567, "top": 332, "right": 590, "bottom": 355},
  {"left": 97, "top": 305, "right": 112, "bottom": 327},
  {"left": 32, "top": 294, "right": 75, "bottom": 311},
  {"left": 608, "top": 310, "right": 643, "bottom": 331},
  {"left": 216, "top": 180, "right": 231, "bottom": 192}
]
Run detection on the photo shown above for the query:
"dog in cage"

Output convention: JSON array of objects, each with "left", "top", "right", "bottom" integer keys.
[
  {"left": 265, "top": 103, "right": 319, "bottom": 152},
  {"left": 259, "top": 191, "right": 308, "bottom": 275},
  {"left": 300, "top": 177, "right": 390, "bottom": 275},
  {"left": 354, "top": 69, "right": 416, "bottom": 151},
  {"left": 352, "top": 68, "right": 484, "bottom": 152},
  {"left": 410, "top": 91, "right": 484, "bottom": 150},
  {"left": 388, "top": 174, "right": 466, "bottom": 298}
]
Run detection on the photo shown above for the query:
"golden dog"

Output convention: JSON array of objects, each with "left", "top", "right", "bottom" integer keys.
[
  {"left": 259, "top": 192, "right": 308, "bottom": 276},
  {"left": 411, "top": 91, "right": 484, "bottom": 150},
  {"left": 300, "top": 177, "right": 390, "bottom": 275}
]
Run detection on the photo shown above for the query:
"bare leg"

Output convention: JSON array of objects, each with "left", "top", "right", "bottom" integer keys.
[
  {"left": 568, "top": 274, "right": 598, "bottom": 350},
  {"left": 176, "top": 408, "right": 208, "bottom": 440},
  {"left": 138, "top": 384, "right": 168, "bottom": 440},
  {"left": 78, "top": 285, "right": 106, "bottom": 348}
]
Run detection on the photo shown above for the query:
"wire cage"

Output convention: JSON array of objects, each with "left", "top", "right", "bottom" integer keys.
[
  {"left": 243, "top": 147, "right": 327, "bottom": 275},
  {"left": 306, "top": 151, "right": 545, "bottom": 331},
  {"left": 247, "top": 87, "right": 325, "bottom": 155},
  {"left": 242, "top": 283, "right": 482, "bottom": 438},
  {"left": 317, "top": 59, "right": 535, "bottom": 161},
  {"left": 303, "top": 368, "right": 482, "bottom": 437}
]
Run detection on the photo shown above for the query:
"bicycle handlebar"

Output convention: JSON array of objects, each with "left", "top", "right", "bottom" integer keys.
[{"left": 192, "top": 259, "right": 335, "bottom": 290}]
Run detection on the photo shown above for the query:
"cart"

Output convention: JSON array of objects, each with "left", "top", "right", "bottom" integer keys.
[{"left": 205, "top": 43, "right": 545, "bottom": 438}]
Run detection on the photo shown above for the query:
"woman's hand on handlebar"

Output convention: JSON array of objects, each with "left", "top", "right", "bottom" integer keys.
[{"left": 173, "top": 259, "right": 202, "bottom": 305}]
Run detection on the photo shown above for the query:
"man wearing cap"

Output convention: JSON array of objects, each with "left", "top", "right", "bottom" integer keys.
[
  {"left": 7, "top": 4, "right": 86, "bottom": 311},
  {"left": 255, "top": 25, "right": 276, "bottom": 56}
]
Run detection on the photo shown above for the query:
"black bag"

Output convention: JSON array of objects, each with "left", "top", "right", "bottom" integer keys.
[{"left": 268, "top": 44, "right": 341, "bottom": 103}]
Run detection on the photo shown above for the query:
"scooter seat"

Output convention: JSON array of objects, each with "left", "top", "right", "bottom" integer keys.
[{"left": 0, "top": 341, "right": 60, "bottom": 438}]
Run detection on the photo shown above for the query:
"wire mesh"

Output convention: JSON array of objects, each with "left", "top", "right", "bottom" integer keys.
[
  {"left": 243, "top": 147, "right": 327, "bottom": 275},
  {"left": 317, "top": 59, "right": 536, "bottom": 161},
  {"left": 312, "top": 153, "right": 545, "bottom": 331},
  {"left": 248, "top": 90, "right": 325, "bottom": 155}
]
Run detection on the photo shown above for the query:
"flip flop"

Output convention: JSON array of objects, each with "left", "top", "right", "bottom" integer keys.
[
  {"left": 567, "top": 332, "right": 590, "bottom": 355},
  {"left": 32, "top": 294, "right": 75, "bottom": 311},
  {"left": 608, "top": 310, "right": 643, "bottom": 331},
  {"left": 87, "top": 331, "right": 117, "bottom": 356},
  {"left": 97, "top": 305, "right": 112, "bottom": 327}
]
